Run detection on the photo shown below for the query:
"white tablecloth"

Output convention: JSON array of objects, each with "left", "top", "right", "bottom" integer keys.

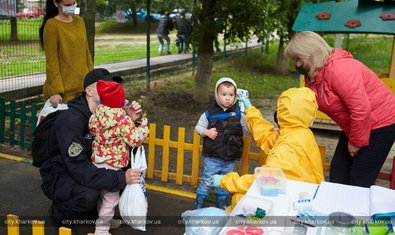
[{"left": 218, "top": 180, "right": 320, "bottom": 235}]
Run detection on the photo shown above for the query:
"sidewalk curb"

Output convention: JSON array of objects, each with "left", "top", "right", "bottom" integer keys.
[
  {"left": 0, "top": 152, "right": 33, "bottom": 164},
  {"left": 0, "top": 152, "right": 196, "bottom": 200}
]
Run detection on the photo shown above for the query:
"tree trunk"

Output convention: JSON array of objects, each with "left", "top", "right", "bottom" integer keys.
[
  {"left": 132, "top": 7, "right": 138, "bottom": 27},
  {"left": 79, "top": 0, "right": 96, "bottom": 61},
  {"left": 275, "top": 36, "right": 289, "bottom": 75},
  {"left": 193, "top": 32, "right": 214, "bottom": 104},
  {"left": 193, "top": 0, "right": 216, "bottom": 104}
]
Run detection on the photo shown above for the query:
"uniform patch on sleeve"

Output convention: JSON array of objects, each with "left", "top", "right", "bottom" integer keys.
[{"left": 68, "top": 142, "right": 83, "bottom": 157}]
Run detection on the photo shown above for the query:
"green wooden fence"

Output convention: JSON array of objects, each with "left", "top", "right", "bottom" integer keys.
[{"left": 0, "top": 97, "right": 38, "bottom": 149}]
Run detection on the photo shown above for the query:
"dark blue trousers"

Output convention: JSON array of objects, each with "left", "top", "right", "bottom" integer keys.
[
  {"left": 50, "top": 174, "right": 100, "bottom": 226},
  {"left": 330, "top": 123, "right": 395, "bottom": 187}
]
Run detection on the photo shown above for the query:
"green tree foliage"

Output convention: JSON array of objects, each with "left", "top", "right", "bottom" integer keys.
[
  {"left": 189, "top": 0, "right": 305, "bottom": 103},
  {"left": 272, "top": 0, "right": 304, "bottom": 75},
  {"left": 153, "top": 0, "right": 194, "bottom": 13},
  {"left": 96, "top": 0, "right": 110, "bottom": 17},
  {"left": 190, "top": 0, "right": 268, "bottom": 103}
]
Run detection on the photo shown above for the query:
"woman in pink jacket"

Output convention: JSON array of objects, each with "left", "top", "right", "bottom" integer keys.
[{"left": 284, "top": 31, "right": 395, "bottom": 187}]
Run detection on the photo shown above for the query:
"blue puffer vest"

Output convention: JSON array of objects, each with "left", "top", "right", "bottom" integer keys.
[{"left": 202, "top": 103, "right": 243, "bottom": 161}]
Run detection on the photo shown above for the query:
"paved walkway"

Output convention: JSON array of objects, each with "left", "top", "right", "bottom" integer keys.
[{"left": 0, "top": 157, "right": 199, "bottom": 235}]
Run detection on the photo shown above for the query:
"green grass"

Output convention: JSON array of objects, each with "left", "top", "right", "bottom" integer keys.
[
  {"left": 0, "top": 18, "right": 41, "bottom": 41},
  {"left": 96, "top": 20, "right": 158, "bottom": 35},
  {"left": 323, "top": 34, "right": 392, "bottom": 74},
  {"left": 95, "top": 44, "right": 147, "bottom": 64},
  {"left": 345, "top": 35, "right": 392, "bottom": 75},
  {"left": 0, "top": 41, "right": 44, "bottom": 77},
  {"left": 125, "top": 49, "right": 297, "bottom": 100},
  {"left": 94, "top": 38, "right": 167, "bottom": 64},
  {"left": 213, "top": 50, "right": 298, "bottom": 99}
]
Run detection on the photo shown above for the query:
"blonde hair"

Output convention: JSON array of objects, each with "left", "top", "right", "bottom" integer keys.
[{"left": 284, "top": 31, "right": 333, "bottom": 78}]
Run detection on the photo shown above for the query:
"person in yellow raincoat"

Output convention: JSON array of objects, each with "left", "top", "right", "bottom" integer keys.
[{"left": 212, "top": 87, "right": 325, "bottom": 211}]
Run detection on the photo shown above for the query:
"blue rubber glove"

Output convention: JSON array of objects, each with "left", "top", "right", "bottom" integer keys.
[
  {"left": 238, "top": 97, "right": 252, "bottom": 110},
  {"left": 212, "top": 174, "right": 224, "bottom": 187}
]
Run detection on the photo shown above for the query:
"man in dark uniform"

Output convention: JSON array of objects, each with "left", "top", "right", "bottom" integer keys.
[{"left": 39, "top": 68, "right": 142, "bottom": 227}]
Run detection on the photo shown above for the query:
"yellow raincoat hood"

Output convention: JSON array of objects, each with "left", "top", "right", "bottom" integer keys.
[
  {"left": 277, "top": 87, "right": 317, "bottom": 129},
  {"left": 219, "top": 87, "right": 324, "bottom": 211}
]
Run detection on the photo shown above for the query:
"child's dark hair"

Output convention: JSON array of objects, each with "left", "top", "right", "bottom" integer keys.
[
  {"left": 273, "top": 110, "right": 279, "bottom": 128},
  {"left": 39, "top": 0, "right": 60, "bottom": 49}
]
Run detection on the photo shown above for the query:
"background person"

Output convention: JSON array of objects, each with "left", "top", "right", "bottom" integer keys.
[
  {"left": 284, "top": 31, "right": 395, "bottom": 187},
  {"left": 175, "top": 12, "right": 191, "bottom": 54},
  {"left": 213, "top": 87, "right": 325, "bottom": 211},
  {"left": 39, "top": 0, "right": 93, "bottom": 106},
  {"left": 39, "top": 68, "right": 142, "bottom": 227},
  {"left": 194, "top": 77, "right": 250, "bottom": 210},
  {"left": 89, "top": 80, "right": 149, "bottom": 235},
  {"left": 155, "top": 11, "right": 173, "bottom": 55}
]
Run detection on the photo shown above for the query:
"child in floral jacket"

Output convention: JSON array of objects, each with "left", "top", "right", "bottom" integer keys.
[{"left": 89, "top": 80, "right": 149, "bottom": 235}]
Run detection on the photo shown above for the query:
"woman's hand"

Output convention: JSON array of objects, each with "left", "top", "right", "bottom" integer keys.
[
  {"left": 125, "top": 168, "right": 141, "bottom": 184},
  {"left": 126, "top": 101, "right": 142, "bottom": 121},
  {"left": 348, "top": 142, "right": 360, "bottom": 157},
  {"left": 49, "top": 94, "right": 63, "bottom": 107}
]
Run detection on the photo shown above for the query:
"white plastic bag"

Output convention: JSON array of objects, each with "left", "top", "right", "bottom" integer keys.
[
  {"left": 119, "top": 146, "right": 148, "bottom": 231},
  {"left": 37, "top": 99, "right": 68, "bottom": 126}
]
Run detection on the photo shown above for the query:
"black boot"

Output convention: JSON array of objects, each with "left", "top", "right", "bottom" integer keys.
[
  {"left": 216, "top": 194, "right": 229, "bottom": 210},
  {"left": 193, "top": 194, "right": 206, "bottom": 209}
]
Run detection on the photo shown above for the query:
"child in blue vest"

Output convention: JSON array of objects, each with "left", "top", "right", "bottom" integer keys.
[{"left": 194, "top": 77, "right": 250, "bottom": 209}]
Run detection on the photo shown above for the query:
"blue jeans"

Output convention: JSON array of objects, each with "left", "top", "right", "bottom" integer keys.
[
  {"left": 156, "top": 33, "right": 170, "bottom": 54},
  {"left": 176, "top": 34, "right": 188, "bottom": 52},
  {"left": 196, "top": 156, "right": 235, "bottom": 196}
]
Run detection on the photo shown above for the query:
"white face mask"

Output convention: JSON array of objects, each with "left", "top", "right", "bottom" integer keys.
[{"left": 61, "top": 3, "right": 77, "bottom": 15}]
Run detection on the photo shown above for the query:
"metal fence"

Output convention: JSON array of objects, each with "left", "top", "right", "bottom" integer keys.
[
  {"left": 0, "top": 17, "right": 233, "bottom": 101},
  {"left": 0, "top": 16, "right": 258, "bottom": 101},
  {"left": 0, "top": 97, "right": 37, "bottom": 149},
  {"left": 0, "top": 18, "right": 44, "bottom": 100}
]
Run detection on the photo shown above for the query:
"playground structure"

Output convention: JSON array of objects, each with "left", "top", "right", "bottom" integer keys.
[{"left": 293, "top": 0, "right": 395, "bottom": 130}]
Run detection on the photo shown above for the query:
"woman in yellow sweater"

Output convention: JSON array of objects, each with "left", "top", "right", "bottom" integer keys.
[{"left": 39, "top": 0, "right": 93, "bottom": 106}]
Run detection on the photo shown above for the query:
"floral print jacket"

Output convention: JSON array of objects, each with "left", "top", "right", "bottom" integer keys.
[{"left": 89, "top": 104, "right": 149, "bottom": 168}]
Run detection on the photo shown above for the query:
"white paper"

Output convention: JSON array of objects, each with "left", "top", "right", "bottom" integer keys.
[
  {"left": 370, "top": 185, "right": 395, "bottom": 218},
  {"left": 312, "top": 182, "right": 370, "bottom": 216}
]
